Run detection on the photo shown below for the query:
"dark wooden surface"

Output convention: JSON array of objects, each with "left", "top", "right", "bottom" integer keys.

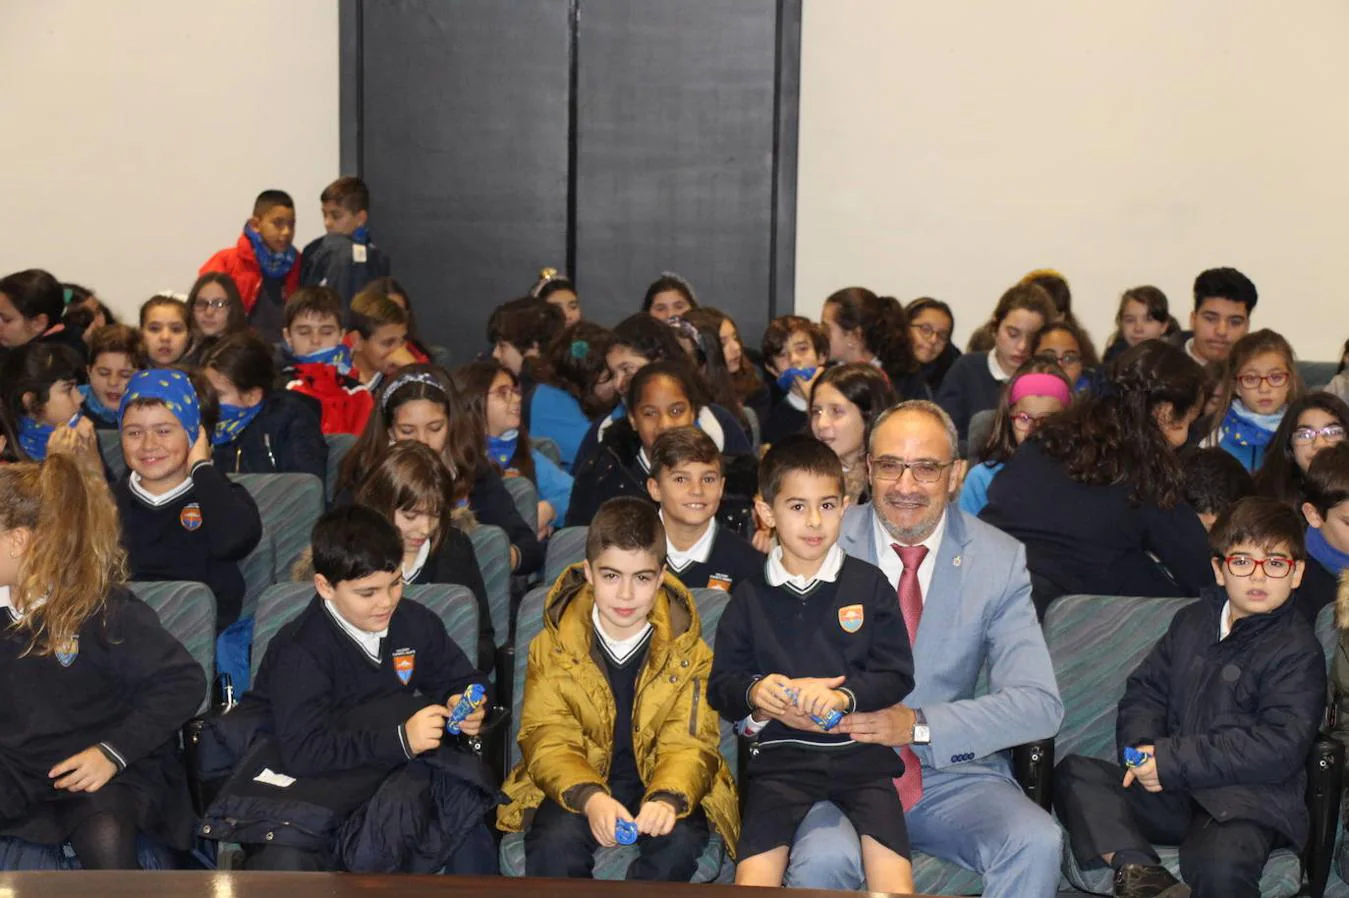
[{"left": 0, "top": 871, "right": 938, "bottom": 897}]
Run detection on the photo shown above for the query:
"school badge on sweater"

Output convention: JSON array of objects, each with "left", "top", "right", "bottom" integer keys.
[
  {"left": 55, "top": 636, "right": 80, "bottom": 667},
  {"left": 838, "top": 605, "right": 864, "bottom": 633},
  {"left": 180, "top": 503, "right": 203, "bottom": 531},
  {"left": 392, "top": 648, "right": 416, "bottom": 685}
]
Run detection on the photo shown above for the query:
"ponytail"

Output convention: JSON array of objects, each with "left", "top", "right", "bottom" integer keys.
[
  {"left": 824, "top": 287, "right": 918, "bottom": 382},
  {"left": 0, "top": 455, "right": 126, "bottom": 654}
]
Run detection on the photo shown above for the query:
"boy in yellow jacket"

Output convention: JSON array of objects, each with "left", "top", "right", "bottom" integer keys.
[{"left": 497, "top": 496, "right": 738, "bottom": 878}]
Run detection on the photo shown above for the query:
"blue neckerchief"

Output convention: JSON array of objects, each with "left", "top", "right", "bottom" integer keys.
[
  {"left": 120, "top": 369, "right": 201, "bottom": 437},
  {"left": 18, "top": 411, "right": 81, "bottom": 461},
  {"left": 351, "top": 225, "right": 370, "bottom": 246},
  {"left": 775, "top": 366, "right": 817, "bottom": 392},
  {"left": 487, "top": 429, "right": 520, "bottom": 469},
  {"left": 79, "top": 383, "right": 118, "bottom": 426},
  {"left": 244, "top": 225, "right": 297, "bottom": 280},
  {"left": 293, "top": 343, "right": 353, "bottom": 376},
  {"left": 1308, "top": 526, "right": 1349, "bottom": 576},
  {"left": 1218, "top": 399, "right": 1283, "bottom": 449},
  {"left": 213, "top": 402, "right": 264, "bottom": 446}
]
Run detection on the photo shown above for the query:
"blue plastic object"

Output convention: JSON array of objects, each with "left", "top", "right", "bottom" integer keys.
[
  {"left": 1123, "top": 746, "right": 1152, "bottom": 768},
  {"left": 783, "top": 686, "right": 844, "bottom": 732},
  {"left": 446, "top": 683, "right": 487, "bottom": 735},
  {"left": 615, "top": 819, "right": 639, "bottom": 845}
]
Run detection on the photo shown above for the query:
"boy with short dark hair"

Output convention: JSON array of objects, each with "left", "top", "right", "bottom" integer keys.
[
  {"left": 281, "top": 286, "right": 374, "bottom": 434},
  {"left": 1054, "top": 496, "right": 1325, "bottom": 898},
  {"left": 708, "top": 435, "right": 916, "bottom": 891},
  {"left": 200, "top": 189, "right": 302, "bottom": 344},
  {"left": 300, "top": 176, "right": 392, "bottom": 312},
  {"left": 646, "top": 427, "right": 762, "bottom": 593},
  {"left": 498, "top": 496, "right": 739, "bottom": 880},
  {"left": 1179, "top": 267, "right": 1257, "bottom": 366},
  {"left": 1298, "top": 442, "right": 1349, "bottom": 621},
  {"left": 345, "top": 289, "right": 409, "bottom": 389},
  {"left": 760, "top": 316, "right": 830, "bottom": 446},
  {"left": 209, "top": 505, "right": 495, "bottom": 872},
  {"left": 1180, "top": 446, "right": 1255, "bottom": 531}
]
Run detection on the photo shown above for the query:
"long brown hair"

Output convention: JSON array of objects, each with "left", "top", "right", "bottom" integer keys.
[
  {"left": 1210, "top": 328, "right": 1305, "bottom": 428},
  {"left": 1253, "top": 391, "right": 1349, "bottom": 505},
  {"left": 355, "top": 440, "right": 455, "bottom": 553},
  {"left": 979, "top": 358, "right": 1072, "bottom": 464},
  {"left": 337, "top": 364, "right": 479, "bottom": 498},
  {"left": 0, "top": 455, "right": 127, "bottom": 654},
  {"left": 451, "top": 360, "right": 537, "bottom": 483},
  {"left": 531, "top": 320, "right": 616, "bottom": 419},
  {"left": 685, "top": 307, "right": 763, "bottom": 406}
]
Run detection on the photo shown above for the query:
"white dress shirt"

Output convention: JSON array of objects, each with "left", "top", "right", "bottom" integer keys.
[
  {"left": 872, "top": 506, "right": 949, "bottom": 605},
  {"left": 663, "top": 514, "right": 717, "bottom": 572},
  {"left": 323, "top": 599, "right": 388, "bottom": 663}
]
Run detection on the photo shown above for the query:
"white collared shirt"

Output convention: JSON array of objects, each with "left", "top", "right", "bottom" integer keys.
[
  {"left": 128, "top": 471, "right": 194, "bottom": 507},
  {"left": 1184, "top": 337, "right": 1208, "bottom": 367},
  {"left": 0, "top": 586, "right": 13, "bottom": 615},
  {"left": 986, "top": 351, "right": 1013, "bottom": 383},
  {"left": 765, "top": 543, "right": 845, "bottom": 593},
  {"left": 324, "top": 599, "right": 389, "bottom": 663},
  {"left": 1219, "top": 600, "right": 1233, "bottom": 641},
  {"left": 402, "top": 539, "right": 432, "bottom": 584},
  {"left": 591, "top": 604, "right": 653, "bottom": 665},
  {"left": 786, "top": 390, "right": 808, "bottom": 412},
  {"left": 663, "top": 513, "right": 717, "bottom": 571},
  {"left": 873, "top": 506, "right": 948, "bottom": 606}
]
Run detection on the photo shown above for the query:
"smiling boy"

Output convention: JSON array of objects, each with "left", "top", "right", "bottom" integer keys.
[{"left": 200, "top": 190, "right": 302, "bottom": 344}]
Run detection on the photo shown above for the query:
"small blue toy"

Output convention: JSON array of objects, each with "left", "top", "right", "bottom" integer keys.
[
  {"left": 1123, "top": 746, "right": 1152, "bottom": 769},
  {"left": 615, "top": 819, "right": 639, "bottom": 845},
  {"left": 783, "top": 686, "right": 844, "bottom": 732},
  {"left": 445, "top": 683, "right": 487, "bottom": 735}
]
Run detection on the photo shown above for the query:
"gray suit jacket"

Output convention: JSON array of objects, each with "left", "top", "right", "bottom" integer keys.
[{"left": 839, "top": 502, "right": 1063, "bottom": 779}]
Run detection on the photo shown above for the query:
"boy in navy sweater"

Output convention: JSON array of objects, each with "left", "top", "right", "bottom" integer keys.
[
  {"left": 760, "top": 317, "right": 829, "bottom": 448},
  {"left": 299, "top": 176, "right": 392, "bottom": 313},
  {"left": 646, "top": 426, "right": 763, "bottom": 594},
  {"left": 1054, "top": 497, "right": 1325, "bottom": 898},
  {"left": 708, "top": 435, "right": 915, "bottom": 891}
]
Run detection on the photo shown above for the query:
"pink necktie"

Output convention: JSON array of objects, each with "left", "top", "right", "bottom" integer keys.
[{"left": 892, "top": 543, "right": 928, "bottom": 812}]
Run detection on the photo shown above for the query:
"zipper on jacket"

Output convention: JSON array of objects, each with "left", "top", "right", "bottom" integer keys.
[
  {"left": 688, "top": 677, "right": 701, "bottom": 736},
  {"left": 234, "top": 446, "right": 242, "bottom": 474},
  {"left": 264, "top": 433, "right": 278, "bottom": 471}
]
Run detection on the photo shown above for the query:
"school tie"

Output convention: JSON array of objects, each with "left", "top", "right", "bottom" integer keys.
[{"left": 892, "top": 542, "right": 928, "bottom": 812}]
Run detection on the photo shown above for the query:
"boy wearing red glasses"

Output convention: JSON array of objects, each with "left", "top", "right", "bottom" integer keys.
[{"left": 1053, "top": 496, "right": 1325, "bottom": 898}]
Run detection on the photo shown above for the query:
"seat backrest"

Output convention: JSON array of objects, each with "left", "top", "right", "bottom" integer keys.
[
  {"left": 966, "top": 408, "right": 996, "bottom": 460},
  {"left": 130, "top": 581, "right": 217, "bottom": 713},
  {"left": 1316, "top": 602, "right": 1337, "bottom": 668},
  {"left": 98, "top": 430, "right": 127, "bottom": 482},
  {"left": 1044, "top": 594, "right": 1196, "bottom": 762},
  {"left": 251, "top": 583, "right": 315, "bottom": 679},
  {"left": 531, "top": 436, "right": 562, "bottom": 468},
  {"left": 504, "top": 476, "right": 539, "bottom": 535},
  {"left": 410, "top": 583, "right": 482, "bottom": 669},
  {"left": 692, "top": 588, "right": 737, "bottom": 775},
  {"left": 510, "top": 585, "right": 553, "bottom": 769},
  {"left": 429, "top": 345, "right": 453, "bottom": 371},
  {"left": 741, "top": 406, "right": 761, "bottom": 450},
  {"left": 230, "top": 473, "right": 325, "bottom": 591},
  {"left": 545, "top": 526, "right": 589, "bottom": 586},
  {"left": 323, "top": 433, "right": 357, "bottom": 504},
  {"left": 1298, "top": 359, "right": 1339, "bottom": 391},
  {"left": 469, "top": 524, "right": 513, "bottom": 647}
]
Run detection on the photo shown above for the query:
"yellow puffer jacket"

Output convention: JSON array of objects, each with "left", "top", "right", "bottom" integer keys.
[{"left": 497, "top": 564, "right": 740, "bottom": 856}]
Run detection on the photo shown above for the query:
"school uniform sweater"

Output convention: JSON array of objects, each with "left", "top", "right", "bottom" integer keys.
[
  {"left": 115, "top": 461, "right": 263, "bottom": 631},
  {"left": 405, "top": 527, "right": 495, "bottom": 669},
  {"left": 0, "top": 587, "right": 205, "bottom": 848},
  {"left": 935, "top": 351, "right": 1005, "bottom": 440},
  {"left": 761, "top": 393, "right": 809, "bottom": 447},
  {"left": 708, "top": 548, "right": 914, "bottom": 758},
  {"left": 249, "top": 595, "right": 486, "bottom": 779},
  {"left": 211, "top": 390, "right": 328, "bottom": 482},
  {"left": 664, "top": 518, "right": 765, "bottom": 594},
  {"left": 597, "top": 628, "right": 652, "bottom": 799}
]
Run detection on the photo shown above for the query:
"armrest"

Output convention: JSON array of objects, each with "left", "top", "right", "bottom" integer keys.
[
  {"left": 1011, "top": 739, "right": 1055, "bottom": 813},
  {"left": 1303, "top": 733, "right": 1344, "bottom": 898},
  {"left": 466, "top": 703, "right": 512, "bottom": 785},
  {"left": 494, "top": 643, "right": 516, "bottom": 712}
]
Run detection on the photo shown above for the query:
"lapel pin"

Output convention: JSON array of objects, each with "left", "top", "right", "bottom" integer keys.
[{"left": 953, "top": 555, "right": 962, "bottom": 567}]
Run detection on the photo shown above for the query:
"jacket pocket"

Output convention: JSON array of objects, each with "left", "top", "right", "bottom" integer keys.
[{"left": 689, "top": 677, "right": 701, "bottom": 737}]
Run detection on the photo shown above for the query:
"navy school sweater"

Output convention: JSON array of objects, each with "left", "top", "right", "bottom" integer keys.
[{"left": 666, "top": 522, "right": 765, "bottom": 595}]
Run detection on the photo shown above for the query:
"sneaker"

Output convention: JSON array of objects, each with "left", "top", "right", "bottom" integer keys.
[{"left": 1113, "top": 863, "right": 1192, "bottom": 898}]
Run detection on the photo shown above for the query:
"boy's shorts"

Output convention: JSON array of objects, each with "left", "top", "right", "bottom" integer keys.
[{"left": 738, "top": 745, "right": 909, "bottom": 861}]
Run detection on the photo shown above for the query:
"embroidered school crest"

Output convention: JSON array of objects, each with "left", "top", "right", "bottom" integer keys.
[
  {"left": 55, "top": 636, "right": 80, "bottom": 668},
  {"left": 179, "top": 503, "right": 203, "bottom": 531},
  {"left": 392, "top": 648, "right": 416, "bottom": 685},
  {"left": 838, "top": 604, "right": 864, "bottom": 634},
  {"left": 706, "top": 573, "right": 733, "bottom": 592}
]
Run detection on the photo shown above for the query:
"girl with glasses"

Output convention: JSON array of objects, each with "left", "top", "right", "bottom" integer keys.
[
  {"left": 183, "top": 273, "right": 247, "bottom": 368},
  {"left": 1253, "top": 391, "right": 1349, "bottom": 506},
  {"left": 1203, "top": 329, "right": 1305, "bottom": 472}
]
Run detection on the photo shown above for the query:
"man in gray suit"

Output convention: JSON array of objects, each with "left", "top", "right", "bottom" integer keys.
[{"left": 780, "top": 400, "right": 1064, "bottom": 897}]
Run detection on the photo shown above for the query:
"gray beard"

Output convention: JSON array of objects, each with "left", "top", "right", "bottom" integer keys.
[{"left": 876, "top": 504, "right": 943, "bottom": 545}]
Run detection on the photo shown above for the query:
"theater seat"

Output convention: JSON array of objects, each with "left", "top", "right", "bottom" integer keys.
[
  {"left": 323, "top": 432, "right": 356, "bottom": 504},
  {"left": 544, "top": 526, "right": 588, "bottom": 586},
  {"left": 130, "top": 580, "right": 217, "bottom": 714},
  {"left": 1045, "top": 594, "right": 1330, "bottom": 898},
  {"left": 497, "top": 575, "right": 733, "bottom": 881},
  {"left": 229, "top": 473, "right": 324, "bottom": 620},
  {"left": 531, "top": 436, "right": 562, "bottom": 468},
  {"left": 97, "top": 429, "right": 127, "bottom": 481},
  {"left": 966, "top": 408, "right": 996, "bottom": 461},
  {"left": 469, "top": 524, "right": 512, "bottom": 650},
  {"left": 503, "top": 476, "right": 539, "bottom": 537}
]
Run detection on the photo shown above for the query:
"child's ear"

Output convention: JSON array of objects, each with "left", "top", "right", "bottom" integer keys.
[
  {"left": 20, "top": 391, "right": 37, "bottom": 415},
  {"left": 1302, "top": 501, "right": 1325, "bottom": 529},
  {"left": 281, "top": 328, "right": 292, "bottom": 347},
  {"left": 754, "top": 496, "right": 776, "bottom": 532},
  {"left": 248, "top": 214, "right": 262, "bottom": 232},
  {"left": 243, "top": 386, "right": 266, "bottom": 408},
  {"left": 581, "top": 560, "right": 594, "bottom": 586},
  {"left": 646, "top": 476, "right": 662, "bottom": 504},
  {"left": 314, "top": 573, "right": 335, "bottom": 601},
  {"left": 1210, "top": 556, "right": 1226, "bottom": 587},
  {"left": 355, "top": 209, "right": 369, "bottom": 229},
  {"left": 1291, "top": 559, "right": 1306, "bottom": 590}
]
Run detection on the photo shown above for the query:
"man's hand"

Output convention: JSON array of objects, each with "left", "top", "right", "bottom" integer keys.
[
  {"left": 1122, "top": 744, "right": 1162, "bottom": 792},
  {"left": 835, "top": 703, "right": 917, "bottom": 746},
  {"left": 50, "top": 747, "right": 118, "bottom": 793},
  {"left": 583, "top": 792, "right": 634, "bottom": 848},
  {"left": 404, "top": 704, "right": 449, "bottom": 754},
  {"left": 634, "top": 799, "right": 678, "bottom": 837},
  {"left": 445, "top": 693, "right": 487, "bottom": 737},
  {"left": 749, "top": 674, "right": 793, "bottom": 720},
  {"left": 788, "top": 676, "right": 847, "bottom": 718}
]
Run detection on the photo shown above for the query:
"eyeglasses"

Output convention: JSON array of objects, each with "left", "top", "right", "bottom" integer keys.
[
  {"left": 1037, "top": 350, "right": 1081, "bottom": 366},
  {"left": 194, "top": 298, "right": 229, "bottom": 311},
  {"left": 911, "top": 323, "right": 951, "bottom": 344},
  {"left": 1291, "top": 425, "right": 1345, "bottom": 445},
  {"left": 489, "top": 386, "right": 522, "bottom": 401},
  {"left": 1011, "top": 412, "right": 1052, "bottom": 430},
  {"left": 1220, "top": 554, "right": 1295, "bottom": 579},
  {"left": 868, "top": 456, "right": 954, "bottom": 483},
  {"left": 1235, "top": 371, "right": 1290, "bottom": 390}
]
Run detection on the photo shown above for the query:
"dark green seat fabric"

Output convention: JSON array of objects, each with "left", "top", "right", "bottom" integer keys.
[
  {"left": 230, "top": 473, "right": 324, "bottom": 619},
  {"left": 97, "top": 429, "right": 127, "bottom": 481},
  {"left": 503, "top": 476, "right": 539, "bottom": 537},
  {"left": 469, "top": 524, "right": 512, "bottom": 648},
  {"left": 544, "top": 526, "right": 588, "bottom": 587},
  {"left": 323, "top": 433, "right": 356, "bottom": 504},
  {"left": 130, "top": 580, "right": 216, "bottom": 714}
]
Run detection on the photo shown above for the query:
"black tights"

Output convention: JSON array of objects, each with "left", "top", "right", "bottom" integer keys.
[{"left": 66, "top": 807, "right": 139, "bottom": 870}]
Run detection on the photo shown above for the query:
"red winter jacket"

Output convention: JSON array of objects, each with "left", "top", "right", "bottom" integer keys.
[
  {"left": 285, "top": 362, "right": 374, "bottom": 435},
  {"left": 199, "top": 232, "right": 302, "bottom": 315}
]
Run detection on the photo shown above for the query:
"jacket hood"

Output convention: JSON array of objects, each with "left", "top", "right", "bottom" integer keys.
[
  {"left": 1335, "top": 569, "right": 1349, "bottom": 630},
  {"left": 543, "top": 562, "right": 701, "bottom": 659}
]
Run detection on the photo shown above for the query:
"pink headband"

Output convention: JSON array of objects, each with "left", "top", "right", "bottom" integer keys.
[{"left": 1009, "top": 372, "right": 1072, "bottom": 406}]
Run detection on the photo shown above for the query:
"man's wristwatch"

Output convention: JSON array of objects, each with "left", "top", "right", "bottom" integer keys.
[{"left": 911, "top": 708, "right": 931, "bottom": 745}]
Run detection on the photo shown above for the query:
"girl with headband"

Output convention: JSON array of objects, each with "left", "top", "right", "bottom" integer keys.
[{"left": 959, "top": 360, "right": 1073, "bottom": 515}]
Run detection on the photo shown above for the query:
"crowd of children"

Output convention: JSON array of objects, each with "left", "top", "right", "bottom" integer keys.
[{"left": 4, "top": 179, "right": 1349, "bottom": 898}]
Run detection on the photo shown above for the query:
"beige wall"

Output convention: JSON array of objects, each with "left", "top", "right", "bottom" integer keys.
[
  {"left": 795, "top": 0, "right": 1349, "bottom": 361},
  {"left": 1, "top": 0, "right": 339, "bottom": 324}
]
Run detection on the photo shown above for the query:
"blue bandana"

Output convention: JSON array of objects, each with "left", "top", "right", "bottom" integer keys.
[
  {"left": 244, "top": 225, "right": 297, "bottom": 280},
  {"left": 120, "top": 369, "right": 202, "bottom": 438},
  {"left": 79, "top": 383, "right": 119, "bottom": 427},
  {"left": 1217, "top": 400, "right": 1283, "bottom": 450},
  {"left": 487, "top": 429, "right": 520, "bottom": 469},
  {"left": 17, "top": 412, "right": 80, "bottom": 462},
  {"left": 775, "top": 366, "right": 818, "bottom": 392},
  {"left": 293, "top": 343, "right": 353, "bottom": 376},
  {"left": 1308, "top": 526, "right": 1349, "bottom": 578},
  {"left": 351, "top": 225, "right": 370, "bottom": 246},
  {"left": 214, "top": 402, "right": 264, "bottom": 446}
]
